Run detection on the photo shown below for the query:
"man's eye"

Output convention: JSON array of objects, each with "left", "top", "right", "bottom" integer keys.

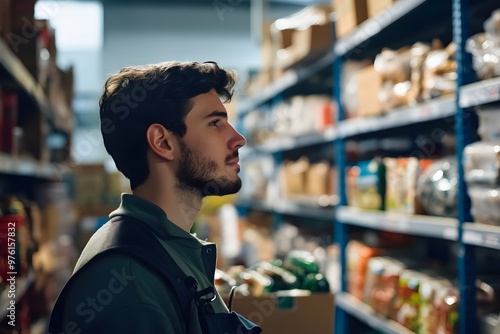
[{"left": 209, "top": 120, "right": 220, "bottom": 127}]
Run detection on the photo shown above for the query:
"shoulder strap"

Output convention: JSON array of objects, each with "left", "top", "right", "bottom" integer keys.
[{"left": 48, "top": 215, "right": 195, "bottom": 334}]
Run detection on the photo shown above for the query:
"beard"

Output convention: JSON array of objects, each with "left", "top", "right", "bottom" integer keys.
[{"left": 175, "top": 139, "right": 242, "bottom": 197}]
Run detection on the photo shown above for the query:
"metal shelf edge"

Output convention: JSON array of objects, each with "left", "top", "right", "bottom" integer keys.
[
  {"left": 463, "top": 222, "right": 500, "bottom": 250},
  {"left": 336, "top": 206, "right": 458, "bottom": 240},
  {"left": 238, "top": 50, "right": 335, "bottom": 114},
  {"left": 334, "top": 0, "right": 427, "bottom": 56},
  {"left": 336, "top": 292, "right": 415, "bottom": 334},
  {"left": 338, "top": 96, "right": 456, "bottom": 138},
  {"left": 237, "top": 198, "right": 335, "bottom": 220},
  {"left": 0, "top": 153, "right": 69, "bottom": 180},
  {"left": 0, "top": 39, "right": 54, "bottom": 123},
  {"left": 255, "top": 127, "right": 338, "bottom": 153},
  {"left": 459, "top": 77, "right": 500, "bottom": 108}
]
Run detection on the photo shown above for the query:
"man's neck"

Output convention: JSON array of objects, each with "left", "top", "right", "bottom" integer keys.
[{"left": 133, "top": 180, "right": 202, "bottom": 233}]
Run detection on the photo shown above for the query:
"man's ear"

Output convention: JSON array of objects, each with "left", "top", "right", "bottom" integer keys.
[{"left": 146, "top": 123, "right": 176, "bottom": 161}]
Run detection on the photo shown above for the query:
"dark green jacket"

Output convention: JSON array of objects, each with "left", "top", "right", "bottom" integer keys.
[{"left": 61, "top": 194, "right": 228, "bottom": 333}]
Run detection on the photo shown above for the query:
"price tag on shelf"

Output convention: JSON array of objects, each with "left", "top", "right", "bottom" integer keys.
[
  {"left": 488, "top": 84, "right": 500, "bottom": 102},
  {"left": 385, "top": 218, "right": 398, "bottom": 230},
  {"left": 483, "top": 234, "right": 500, "bottom": 249},
  {"left": 443, "top": 227, "right": 458, "bottom": 240},
  {"left": 463, "top": 231, "right": 482, "bottom": 244}
]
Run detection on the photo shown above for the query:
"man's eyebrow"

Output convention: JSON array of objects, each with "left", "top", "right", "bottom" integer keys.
[{"left": 204, "top": 111, "right": 228, "bottom": 119}]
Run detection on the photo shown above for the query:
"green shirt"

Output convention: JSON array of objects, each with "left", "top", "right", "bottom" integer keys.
[{"left": 61, "top": 194, "right": 229, "bottom": 334}]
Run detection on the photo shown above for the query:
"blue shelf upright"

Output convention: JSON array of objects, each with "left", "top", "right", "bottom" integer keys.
[
  {"left": 333, "top": 29, "right": 350, "bottom": 334},
  {"left": 453, "top": 0, "right": 478, "bottom": 332}
]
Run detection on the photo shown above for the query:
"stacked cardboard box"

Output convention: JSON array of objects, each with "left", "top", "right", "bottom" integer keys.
[
  {"left": 334, "top": 0, "right": 396, "bottom": 38},
  {"left": 227, "top": 292, "right": 334, "bottom": 334},
  {"left": 271, "top": 5, "right": 334, "bottom": 70}
]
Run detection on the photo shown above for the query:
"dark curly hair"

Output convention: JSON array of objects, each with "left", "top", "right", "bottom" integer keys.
[{"left": 99, "top": 61, "right": 237, "bottom": 190}]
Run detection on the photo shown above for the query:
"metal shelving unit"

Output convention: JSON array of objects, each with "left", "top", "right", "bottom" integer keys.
[
  {"left": 332, "top": 0, "right": 496, "bottom": 333},
  {"left": 337, "top": 96, "right": 456, "bottom": 138},
  {"left": 0, "top": 153, "right": 69, "bottom": 180},
  {"left": 255, "top": 126, "right": 338, "bottom": 153},
  {"left": 460, "top": 76, "right": 500, "bottom": 108},
  {"left": 463, "top": 223, "right": 500, "bottom": 251},
  {"left": 335, "top": 293, "right": 415, "bottom": 334},
  {"left": 237, "top": 197, "right": 335, "bottom": 222},
  {"left": 236, "top": 0, "right": 500, "bottom": 333},
  {"left": 0, "top": 39, "right": 70, "bottom": 134},
  {"left": 333, "top": 0, "right": 427, "bottom": 57},
  {"left": 238, "top": 50, "right": 335, "bottom": 115},
  {"left": 0, "top": 28, "right": 73, "bottom": 330}
]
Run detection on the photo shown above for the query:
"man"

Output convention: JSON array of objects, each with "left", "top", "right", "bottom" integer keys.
[{"left": 49, "top": 61, "right": 258, "bottom": 333}]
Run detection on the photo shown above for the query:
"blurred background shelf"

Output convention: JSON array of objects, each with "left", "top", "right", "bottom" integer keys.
[
  {"left": 336, "top": 206, "right": 459, "bottom": 240},
  {"left": 335, "top": 292, "right": 415, "bottom": 334},
  {"left": 238, "top": 197, "right": 336, "bottom": 221},
  {"left": 337, "top": 96, "right": 456, "bottom": 138},
  {"left": 255, "top": 127, "right": 337, "bottom": 153},
  {"left": 0, "top": 39, "right": 70, "bottom": 134},
  {"left": 0, "top": 153, "right": 70, "bottom": 180},
  {"left": 460, "top": 77, "right": 500, "bottom": 108},
  {"left": 463, "top": 223, "right": 500, "bottom": 250},
  {"left": 238, "top": 49, "right": 335, "bottom": 115}
]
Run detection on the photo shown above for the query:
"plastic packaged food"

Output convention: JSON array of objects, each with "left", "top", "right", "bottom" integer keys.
[
  {"left": 422, "top": 41, "right": 457, "bottom": 100},
  {"left": 250, "top": 261, "right": 300, "bottom": 292},
  {"left": 463, "top": 142, "right": 500, "bottom": 186},
  {"left": 418, "top": 276, "right": 455, "bottom": 334},
  {"left": 468, "top": 186, "right": 500, "bottom": 225},
  {"left": 346, "top": 159, "right": 386, "bottom": 210},
  {"left": 476, "top": 105, "right": 500, "bottom": 142},
  {"left": 237, "top": 268, "right": 274, "bottom": 297},
  {"left": 392, "top": 269, "right": 427, "bottom": 331},
  {"left": 417, "top": 157, "right": 458, "bottom": 217},
  {"left": 282, "top": 250, "right": 320, "bottom": 277},
  {"left": 346, "top": 240, "right": 383, "bottom": 300},
  {"left": 432, "top": 285, "right": 459, "bottom": 334},
  {"left": 466, "top": 32, "right": 500, "bottom": 79},
  {"left": 384, "top": 157, "right": 433, "bottom": 214},
  {"left": 465, "top": 10, "right": 500, "bottom": 79},
  {"left": 374, "top": 47, "right": 412, "bottom": 111},
  {"left": 363, "top": 256, "right": 406, "bottom": 317},
  {"left": 301, "top": 272, "right": 331, "bottom": 293}
]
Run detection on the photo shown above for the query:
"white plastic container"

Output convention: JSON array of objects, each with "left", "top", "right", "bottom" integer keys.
[
  {"left": 463, "top": 141, "right": 500, "bottom": 185},
  {"left": 476, "top": 106, "right": 500, "bottom": 142},
  {"left": 468, "top": 186, "right": 500, "bottom": 225}
]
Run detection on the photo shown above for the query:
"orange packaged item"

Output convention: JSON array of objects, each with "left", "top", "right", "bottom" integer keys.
[
  {"left": 346, "top": 240, "right": 382, "bottom": 300},
  {"left": 384, "top": 157, "right": 433, "bottom": 214}
]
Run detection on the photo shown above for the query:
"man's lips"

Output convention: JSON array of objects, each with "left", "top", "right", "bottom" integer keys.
[{"left": 227, "top": 158, "right": 240, "bottom": 166}]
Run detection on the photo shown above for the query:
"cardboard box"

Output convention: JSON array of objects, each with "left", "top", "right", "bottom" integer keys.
[
  {"left": 305, "top": 161, "right": 331, "bottom": 197},
  {"left": 280, "top": 158, "right": 309, "bottom": 197},
  {"left": 367, "top": 0, "right": 394, "bottom": 18},
  {"left": 227, "top": 292, "right": 334, "bottom": 334},
  {"left": 272, "top": 5, "right": 333, "bottom": 69},
  {"left": 334, "top": 0, "right": 368, "bottom": 38},
  {"left": 357, "top": 65, "right": 384, "bottom": 117}
]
